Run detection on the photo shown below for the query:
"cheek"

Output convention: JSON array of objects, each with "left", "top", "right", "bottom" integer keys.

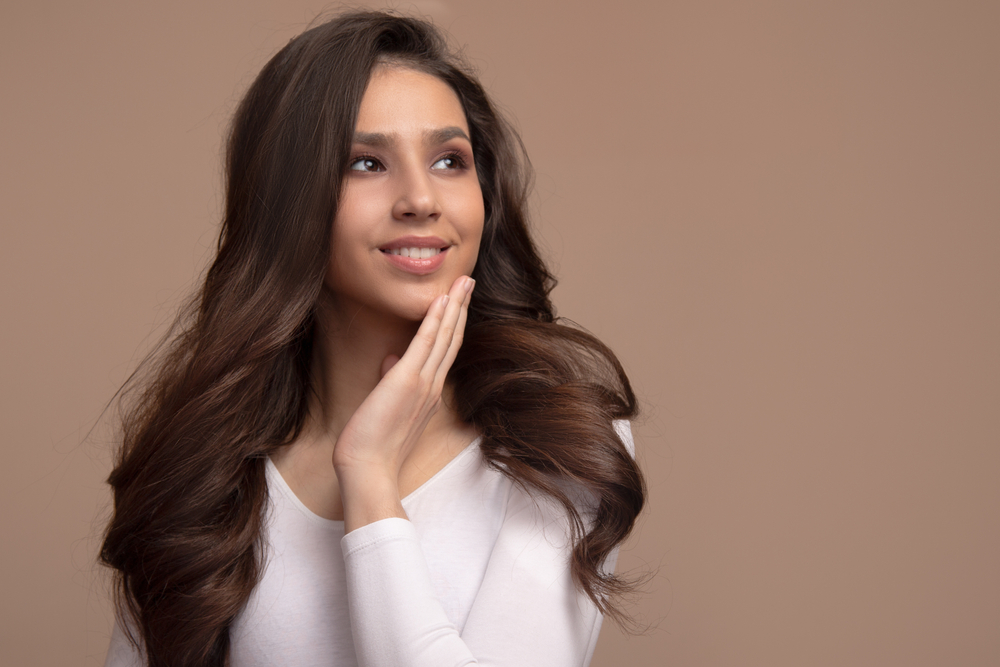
[
  {"left": 329, "top": 188, "right": 381, "bottom": 262},
  {"left": 326, "top": 215, "right": 372, "bottom": 293},
  {"left": 458, "top": 186, "right": 486, "bottom": 270},
  {"left": 464, "top": 223, "right": 484, "bottom": 273},
  {"left": 333, "top": 190, "right": 377, "bottom": 242}
]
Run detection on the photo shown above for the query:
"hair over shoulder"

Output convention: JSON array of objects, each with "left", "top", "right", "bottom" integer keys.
[{"left": 100, "top": 10, "right": 645, "bottom": 665}]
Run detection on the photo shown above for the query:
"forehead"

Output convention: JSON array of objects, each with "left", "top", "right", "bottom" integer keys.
[{"left": 354, "top": 66, "right": 469, "bottom": 136}]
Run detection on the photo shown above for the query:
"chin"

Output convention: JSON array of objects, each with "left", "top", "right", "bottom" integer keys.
[
  {"left": 325, "top": 272, "right": 468, "bottom": 325},
  {"left": 393, "top": 303, "right": 432, "bottom": 323},
  {"left": 392, "top": 288, "right": 445, "bottom": 322}
]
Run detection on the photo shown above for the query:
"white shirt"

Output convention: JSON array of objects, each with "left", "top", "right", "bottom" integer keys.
[{"left": 105, "top": 421, "right": 634, "bottom": 667}]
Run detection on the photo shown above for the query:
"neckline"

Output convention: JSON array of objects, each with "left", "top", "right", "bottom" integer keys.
[{"left": 265, "top": 436, "right": 482, "bottom": 527}]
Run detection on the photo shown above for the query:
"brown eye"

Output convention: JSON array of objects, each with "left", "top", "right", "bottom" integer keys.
[
  {"left": 349, "top": 157, "right": 383, "bottom": 172},
  {"left": 431, "top": 154, "right": 464, "bottom": 170}
]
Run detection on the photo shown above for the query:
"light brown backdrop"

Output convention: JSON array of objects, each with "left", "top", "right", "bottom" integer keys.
[{"left": 2, "top": 1, "right": 997, "bottom": 665}]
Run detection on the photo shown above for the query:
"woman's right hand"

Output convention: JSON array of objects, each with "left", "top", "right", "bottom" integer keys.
[{"left": 332, "top": 274, "right": 474, "bottom": 533}]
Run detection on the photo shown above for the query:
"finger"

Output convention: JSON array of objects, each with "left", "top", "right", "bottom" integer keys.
[
  {"left": 396, "top": 293, "right": 448, "bottom": 371},
  {"left": 433, "top": 279, "right": 473, "bottom": 387},
  {"left": 423, "top": 276, "right": 472, "bottom": 375}
]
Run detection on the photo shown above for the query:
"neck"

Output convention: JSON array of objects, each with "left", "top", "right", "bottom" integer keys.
[
  {"left": 305, "top": 292, "right": 469, "bottom": 452},
  {"left": 270, "top": 290, "right": 477, "bottom": 522},
  {"left": 307, "top": 294, "right": 418, "bottom": 438}
]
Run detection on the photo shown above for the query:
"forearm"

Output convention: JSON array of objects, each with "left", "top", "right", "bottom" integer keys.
[
  {"left": 343, "top": 518, "right": 476, "bottom": 667},
  {"left": 341, "top": 473, "right": 611, "bottom": 667}
]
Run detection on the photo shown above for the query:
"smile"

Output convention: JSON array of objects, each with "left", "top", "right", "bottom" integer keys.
[
  {"left": 378, "top": 237, "right": 451, "bottom": 275},
  {"left": 382, "top": 247, "right": 444, "bottom": 259}
]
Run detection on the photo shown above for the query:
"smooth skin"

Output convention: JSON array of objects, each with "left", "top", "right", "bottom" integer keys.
[
  {"left": 334, "top": 279, "right": 474, "bottom": 531},
  {"left": 271, "top": 66, "right": 483, "bottom": 532}
]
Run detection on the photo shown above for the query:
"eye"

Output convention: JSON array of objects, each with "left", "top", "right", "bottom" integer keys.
[
  {"left": 349, "top": 156, "right": 384, "bottom": 172},
  {"left": 431, "top": 153, "right": 467, "bottom": 170}
]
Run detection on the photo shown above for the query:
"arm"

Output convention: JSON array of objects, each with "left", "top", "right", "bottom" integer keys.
[
  {"left": 342, "top": 422, "right": 635, "bottom": 667},
  {"left": 332, "top": 272, "right": 631, "bottom": 665}
]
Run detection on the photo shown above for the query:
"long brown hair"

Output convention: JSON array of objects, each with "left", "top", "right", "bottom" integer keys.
[{"left": 101, "top": 11, "right": 644, "bottom": 666}]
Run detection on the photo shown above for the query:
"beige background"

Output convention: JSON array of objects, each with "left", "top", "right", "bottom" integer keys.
[{"left": 2, "top": 1, "right": 998, "bottom": 665}]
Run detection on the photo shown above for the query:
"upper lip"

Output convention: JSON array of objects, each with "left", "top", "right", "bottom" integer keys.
[{"left": 378, "top": 235, "right": 450, "bottom": 251}]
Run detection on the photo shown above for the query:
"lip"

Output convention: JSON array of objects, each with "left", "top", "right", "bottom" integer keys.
[{"left": 378, "top": 236, "right": 451, "bottom": 275}]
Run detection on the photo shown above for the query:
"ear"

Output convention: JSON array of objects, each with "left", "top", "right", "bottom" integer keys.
[{"left": 379, "top": 354, "right": 401, "bottom": 378}]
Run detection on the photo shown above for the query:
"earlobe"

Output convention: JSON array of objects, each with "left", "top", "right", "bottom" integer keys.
[{"left": 380, "top": 354, "right": 401, "bottom": 378}]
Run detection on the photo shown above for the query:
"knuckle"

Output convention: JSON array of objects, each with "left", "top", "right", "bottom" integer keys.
[{"left": 414, "top": 372, "right": 433, "bottom": 393}]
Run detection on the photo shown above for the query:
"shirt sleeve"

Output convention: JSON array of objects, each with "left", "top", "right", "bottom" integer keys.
[
  {"left": 103, "top": 614, "right": 146, "bottom": 667},
  {"left": 341, "top": 420, "right": 635, "bottom": 667}
]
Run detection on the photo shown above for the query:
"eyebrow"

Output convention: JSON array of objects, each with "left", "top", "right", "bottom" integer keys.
[{"left": 352, "top": 126, "right": 471, "bottom": 147}]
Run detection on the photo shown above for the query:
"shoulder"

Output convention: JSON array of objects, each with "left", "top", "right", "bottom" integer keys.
[
  {"left": 104, "top": 614, "right": 146, "bottom": 667},
  {"left": 500, "top": 419, "right": 635, "bottom": 539},
  {"left": 613, "top": 418, "right": 636, "bottom": 457}
]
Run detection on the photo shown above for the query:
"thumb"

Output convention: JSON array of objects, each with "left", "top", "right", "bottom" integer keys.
[{"left": 380, "top": 354, "right": 401, "bottom": 378}]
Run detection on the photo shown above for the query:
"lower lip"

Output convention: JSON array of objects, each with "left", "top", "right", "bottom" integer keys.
[{"left": 380, "top": 248, "right": 449, "bottom": 275}]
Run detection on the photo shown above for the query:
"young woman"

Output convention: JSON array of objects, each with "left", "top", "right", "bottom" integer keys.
[{"left": 102, "top": 11, "right": 644, "bottom": 667}]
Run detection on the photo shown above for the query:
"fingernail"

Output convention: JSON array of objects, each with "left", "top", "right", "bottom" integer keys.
[
  {"left": 441, "top": 294, "right": 450, "bottom": 307},
  {"left": 465, "top": 277, "right": 475, "bottom": 293}
]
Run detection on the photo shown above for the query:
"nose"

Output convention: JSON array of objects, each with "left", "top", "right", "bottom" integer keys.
[{"left": 391, "top": 164, "right": 441, "bottom": 222}]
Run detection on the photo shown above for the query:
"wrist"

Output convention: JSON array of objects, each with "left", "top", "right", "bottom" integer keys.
[{"left": 337, "top": 464, "right": 407, "bottom": 533}]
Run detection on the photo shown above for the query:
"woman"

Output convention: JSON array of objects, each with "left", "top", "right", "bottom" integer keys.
[{"left": 102, "top": 11, "right": 644, "bottom": 667}]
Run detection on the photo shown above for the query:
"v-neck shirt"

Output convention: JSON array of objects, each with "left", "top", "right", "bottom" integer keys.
[{"left": 104, "top": 422, "right": 634, "bottom": 667}]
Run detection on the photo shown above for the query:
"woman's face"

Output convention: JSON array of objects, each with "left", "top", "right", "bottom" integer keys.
[{"left": 325, "top": 65, "right": 484, "bottom": 323}]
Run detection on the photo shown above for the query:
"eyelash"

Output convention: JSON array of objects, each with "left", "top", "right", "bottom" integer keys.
[{"left": 347, "top": 151, "right": 470, "bottom": 173}]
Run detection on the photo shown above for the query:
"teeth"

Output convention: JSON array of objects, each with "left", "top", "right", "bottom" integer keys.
[{"left": 387, "top": 247, "right": 443, "bottom": 258}]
